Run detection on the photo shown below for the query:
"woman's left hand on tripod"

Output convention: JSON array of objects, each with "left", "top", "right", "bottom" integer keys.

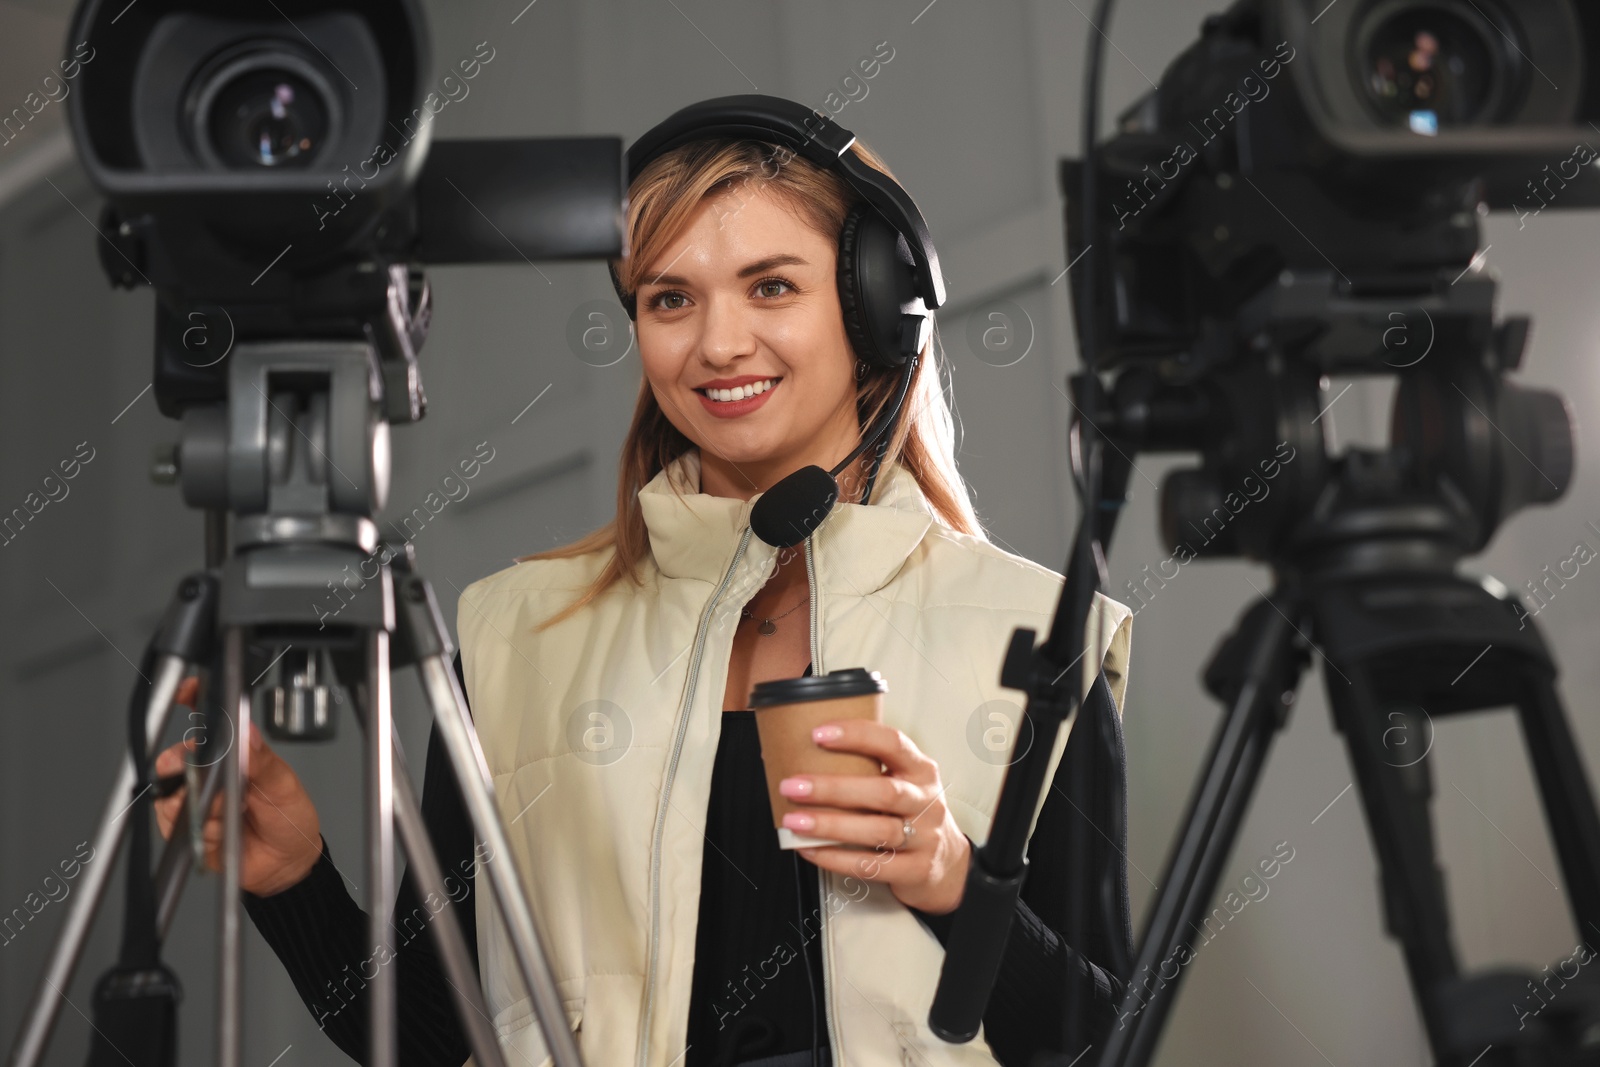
[{"left": 152, "top": 676, "right": 327, "bottom": 897}]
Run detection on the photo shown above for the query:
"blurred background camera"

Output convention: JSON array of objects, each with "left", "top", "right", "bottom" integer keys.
[
  {"left": 1052, "top": 3, "right": 1600, "bottom": 1064},
  {"left": 1067, "top": 0, "right": 1590, "bottom": 566}
]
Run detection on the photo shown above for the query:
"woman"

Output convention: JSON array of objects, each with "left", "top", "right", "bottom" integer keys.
[{"left": 155, "top": 106, "right": 1133, "bottom": 1067}]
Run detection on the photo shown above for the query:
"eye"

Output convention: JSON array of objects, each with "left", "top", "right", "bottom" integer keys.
[
  {"left": 644, "top": 276, "right": 797, "bottom": 312},
  {"left": 644, "top": 289, "right": 688, "bottom": 312},
  {"left": 754, "top": 276, "right": 797, "bottom": 299}
]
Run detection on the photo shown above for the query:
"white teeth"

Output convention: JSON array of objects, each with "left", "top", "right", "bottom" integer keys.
[{"left": 703, "top": 378, "right": 778, "bottom": 402}]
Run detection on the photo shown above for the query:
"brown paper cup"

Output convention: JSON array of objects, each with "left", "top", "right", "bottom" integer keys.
[{"left": 751, "top": 668, "right": 886, "bottom": 850}]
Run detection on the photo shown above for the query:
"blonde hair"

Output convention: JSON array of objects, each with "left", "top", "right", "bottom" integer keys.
[{"left": 521, "top": 134, "right": 984, "bottom": 632}]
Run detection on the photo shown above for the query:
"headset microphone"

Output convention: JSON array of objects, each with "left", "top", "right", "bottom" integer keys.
[{"left": 749, "top": 352, "right": 918, "bottom": 549}]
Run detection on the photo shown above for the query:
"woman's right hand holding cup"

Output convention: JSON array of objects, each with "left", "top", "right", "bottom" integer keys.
[{"left": 152, "top": 676, "right": 325, "bottom": 897}]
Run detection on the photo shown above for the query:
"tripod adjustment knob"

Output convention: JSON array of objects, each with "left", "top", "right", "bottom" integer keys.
[
  {"left": 263, "top": 682, "right": 338, "bottom": 741},
  {"left": 150, "top": 443, "right": 179, "bottom": 485},
  {"left": 259, "top": 648, "right": 340, "bottom": 741}
]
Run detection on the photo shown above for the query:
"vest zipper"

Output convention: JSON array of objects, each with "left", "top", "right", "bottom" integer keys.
[
  {"left": 635, "top": 526, "right": 754, "bottom": 1067},
  {"left": 805, "top": 534, "right": 844, "bottom": 1061},
  {"left": 805, "top": 533, "right": 822, "bottom": 675}
]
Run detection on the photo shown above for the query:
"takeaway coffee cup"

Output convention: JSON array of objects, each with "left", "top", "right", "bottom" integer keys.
[{"left": 750, "top": 668, "right": 887, "bottom": 850}]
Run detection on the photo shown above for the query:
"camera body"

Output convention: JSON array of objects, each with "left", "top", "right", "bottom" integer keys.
[
  {"left": 67, "top": 0, "right": 431, "bottom": 293},
  {"left": 1083, "top": 0, "right": 1600, "bottom": 367},
  {"left": 62, "top": 0, "right": 623, "bottom": 420}
]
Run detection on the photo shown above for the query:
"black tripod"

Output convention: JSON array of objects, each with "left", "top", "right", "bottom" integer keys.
[
  {"left": 1101, "top": 557, "right": 1600, "bottom": 1066},
  {"left": 931, "top": 255, "right": 1600, "bottom": 1066},
  {"left": 9, "top": 309, "right": 584, "bottom": 1067}
]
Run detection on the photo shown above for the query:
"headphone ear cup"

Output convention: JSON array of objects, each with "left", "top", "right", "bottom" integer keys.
[
  {"left": 836, "top": 204, "right": 880, "bottom": 369},
  {"left": 836, "top": 203, "right": 924, "bottom": 371},
  {"left": 608, "top": 261, "right": 637, "bottom": 321}
]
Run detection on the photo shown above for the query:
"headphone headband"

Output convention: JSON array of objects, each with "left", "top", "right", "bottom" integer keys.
[{"left": 615, "top": 94, "right": 946, "bottom": 313}]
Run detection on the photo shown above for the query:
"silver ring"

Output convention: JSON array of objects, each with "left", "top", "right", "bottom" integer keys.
[{"left": 899, "top": 820, "right": 916, "bottom": 848}]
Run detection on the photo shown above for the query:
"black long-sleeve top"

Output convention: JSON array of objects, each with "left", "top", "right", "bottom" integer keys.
[{"left": 243, "top": 653, "right": 1122, "bottom": 1066}]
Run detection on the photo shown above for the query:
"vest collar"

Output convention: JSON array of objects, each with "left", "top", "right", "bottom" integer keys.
[{"left": 636, "top": 448, "right": 938, "bottom": 595}]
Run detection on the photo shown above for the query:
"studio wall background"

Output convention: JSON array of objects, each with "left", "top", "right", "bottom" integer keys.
[{"left": 1, "top": 1, "right": 1596, "bottom": 1064}]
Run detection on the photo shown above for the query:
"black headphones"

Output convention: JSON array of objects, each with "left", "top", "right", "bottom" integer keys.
[{"left": 611, "top": 94, "right": 948, "bottom": 547}]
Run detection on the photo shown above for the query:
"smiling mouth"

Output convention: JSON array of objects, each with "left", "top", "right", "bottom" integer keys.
[{"left": 694, "top": 377, "right": 782, "bottom": 403}]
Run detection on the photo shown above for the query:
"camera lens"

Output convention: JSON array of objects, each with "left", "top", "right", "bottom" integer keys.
[
  {"left": 208, "top": 69, "right": 327, "bottom": 168},
  {"left": 190, "top": 51, "right": 339, "bottom": 171},
  {"left": 1355, "top": 2, "right": 1509, "bottom": 131}
]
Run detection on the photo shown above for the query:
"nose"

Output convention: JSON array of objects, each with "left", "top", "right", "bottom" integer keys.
[{"left": 698, "top": 291, "right": 758, "bottom": 369}]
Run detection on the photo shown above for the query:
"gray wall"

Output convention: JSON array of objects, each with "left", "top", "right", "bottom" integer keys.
[{"left": 1, "top": 2, "right": 1596, "bottom": 1065}]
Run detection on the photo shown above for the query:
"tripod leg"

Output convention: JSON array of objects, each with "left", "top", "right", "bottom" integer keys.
[
  {"left": 367, "top": 629, "right": 398, "bottom": 1067},
  {"left": 1120, "top": 703, "right": 1275, "bottom": 1067},
  {"left": 1325, "top": 666, "right": 1459, "bottom": 1047},
  {"left": 158, "top": 640, "right": 231, "bottom": 935},
  {"left": 1099, "top": 594, "right": 1308, "bottom": 1067},
  {"left": 7, "top": 656, "right": 188, "bottom": 1067},
  {"left": 342, "top": 638, "right": 507, "bottom": 1067},
  {"left": 416, "top": 651, "right": 583, "bottom": 1067},
  {"left": 381, "top": 561, "right": 581, "bottom": 1066},
  {"left": 1518, "top": 675, "right": 1600, "bottom": 937},
  {"left": 218, "top": 626, "right": 247, "bottom": 1067},
  {"left": 389, "top": 741, "right": 508, "bottom": 1067},
  {"left": 156, "top": 758, "right": 223, "bottom": 936}
]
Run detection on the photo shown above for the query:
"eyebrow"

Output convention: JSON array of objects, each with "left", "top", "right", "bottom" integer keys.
[{"left": 643, "top": 253, "right": 810, "bottom": 289}]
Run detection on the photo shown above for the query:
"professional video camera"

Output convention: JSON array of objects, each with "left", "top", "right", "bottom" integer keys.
[
  {"left": 1070, "top": 2, "right": 1600, "bottom": 1063},
  {"left": 10, "top": 3, "right": 618, "bottom": 1066},
  {"left": 933, "top": 3, "right": 1600, "bottom": 1066}
]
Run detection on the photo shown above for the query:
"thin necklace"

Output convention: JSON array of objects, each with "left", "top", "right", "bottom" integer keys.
[{"left": 740, "top": 596, "right": 807, "bottom": 636}]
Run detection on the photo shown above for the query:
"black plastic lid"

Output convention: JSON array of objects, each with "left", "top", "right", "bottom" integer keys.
[{"left": 749, "top": 667, "right": 887, "bottom": 708}]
